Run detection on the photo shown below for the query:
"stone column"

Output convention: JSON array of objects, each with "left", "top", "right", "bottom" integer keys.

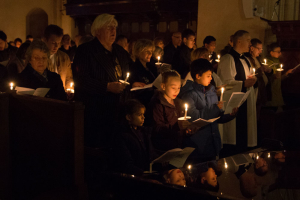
[
  {"left": 294, "top": 0, "right": 300, "bottom": 20},
  {"left": 284, "top": 0, "right": 295, "bottom": 20}
]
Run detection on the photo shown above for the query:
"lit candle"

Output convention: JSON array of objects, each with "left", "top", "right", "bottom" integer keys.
[
  {"left": 220, "top": 87, "right": 225, "bottom": 101},
  {"left": 218, "top": 55, "right": 220, "bottom": 60},
  {"left": 256, "top": 155, "right": 259, "bottom": 160},
  {"left": 184, "top": 103, "right": 188, "bottom": 119},
  {"left": 268, "top": 153, "right": 270, "bottom": 158},
  {"left": 225, "top": 162, "right": 228, "bottom": 169},
  {"left": 9, "top": 82, "right": 14, "bottom": 90},
  {"left": 280, "top": 64, "right": 283, "bottom": 69},
  {"left": 124, "top": 72, "right": 130, "bottom": 82},
  {"left": 70, "top": 82, "right": 74, "bottom": 88},
  {"left": 264, "top": 59, "right": 267, "bottom": 65},
  {"left": 188, "top": 165, "right": 192, "bottom": 173},
  {"left": 253, "top": 68, "right": 256, "bottom": 75},
  {"left": 157, "top": 56, "right": 160, "bottom": 63}
]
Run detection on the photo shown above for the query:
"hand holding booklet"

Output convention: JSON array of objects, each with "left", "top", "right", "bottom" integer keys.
[
  {"left": 130, "top": 74, "right": 162, "bottom": 91},
  {"left": 149, "top": 147, "right": 195, "bottom": 172},
  {"left": 224, "top": 90, "right": 251, "bottom": 114},
  {"left": 190, "top": 117, "right": 220, "bottom": 128},
  {"left": 15, "top": 86, "right": 50, "bottom": 97}
]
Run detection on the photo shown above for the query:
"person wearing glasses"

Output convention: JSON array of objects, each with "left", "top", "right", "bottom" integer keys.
[
  {"left": 43, "top": 25, "right": 73, "bottom": 91},
  {"left": 265, "top": 43, "right": 293, "bottom": 113},
  {"left": 163, "top": 32, "right": 182, "bottom": 64},
  {"left": 17, "top": 40, "right": 67, "bottom": 101}
]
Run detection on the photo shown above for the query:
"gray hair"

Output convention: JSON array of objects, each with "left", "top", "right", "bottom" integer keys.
[
  {"left": 91, "top": 14, "right": 118, "bottom": 36},
  {"left": 25, "top": 39, "right": 50, "bottom": 63},
  {"left": 133, "top": 39, "right": 155, "bottom": 61}
]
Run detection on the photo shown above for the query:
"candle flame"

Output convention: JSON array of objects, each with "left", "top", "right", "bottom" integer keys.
[
  {"left": 221, "top": 87, "right": 225, "bottom": 93},
  {"left": 264, "top": 59, "right": 266, "bottom": 64},
  {"left": 188, "top": 165, "right": 192, "bottom": 170},
  {"left": 70, "top": 82, "right": 74, "bottom": 87},
  {"left": 218, "top": 55, "right": 220, "bottom": 59},
  {"left": 185, "top": 103, "right": 188, "bottom": 111},
  {"left": 127, "top": 72, "right": 130, "bottom": 77},
  {"left": 10, "top": 82, "right": 14, "bottom": 87},
  {"left": 280, "top": 64, "right": 283, "bottom": 69},
  {"left": 256, "top": 155, "right": 259, "bottom": 160},
  {"left": 225, "top": 162, "right": 228, "bottom": 169},
  {"left": 268, "top": 153, "right": 270, "bottom": 158},
  {"left": 253, "top": 68, "right": 256, "bottom": 74},
  {"left": 157, "top": 56, "right": 160, "bottom": 61}
]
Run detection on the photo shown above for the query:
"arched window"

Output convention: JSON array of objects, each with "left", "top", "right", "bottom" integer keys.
[{"left": 26, "top": 8, "right": 48, "bottom": 38}]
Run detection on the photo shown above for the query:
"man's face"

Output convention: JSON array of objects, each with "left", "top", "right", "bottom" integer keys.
[
  {"left": 45, "top": 34, "right": 63, "bottom": 55},
  {"left": 239, "top": 33, "right": 251, "bottom": 53},
  {"left": 250, "top": 43, "right": 263, "bottom": 58},
  {"left": 205, "top": 41, "right": 216, "bottom": 53},
  {"left": 98, "top": 23, "right": 117, "bottom": 47},
  {"left": 184, "top": 35, "right": 195, "bottom": 49},
  {"left": 172, "top": 33, "right": 182, "bottom": 47},
  {"left": 0, "top": 39, "right": 7, "bottom": 51}
]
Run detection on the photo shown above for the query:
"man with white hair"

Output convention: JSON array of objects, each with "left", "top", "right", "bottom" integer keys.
[{"left": 72, "top": 14, "right": 133, "bottom": 148}]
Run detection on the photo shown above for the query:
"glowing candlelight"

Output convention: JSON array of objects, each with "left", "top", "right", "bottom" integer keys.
[
  {"left": 225, "top": 162, "right": 228, "bottom": 169},
  {"left": 184, "top": 103, "right": 188, "bottom": 119},
  {"left": 218, "top": 55, "right": 220, "bottom": 60},
  {"left": 253, "top": 68, "right": 256, "bottom": 75},
  {"left": 124, "top": 72, "right": 130, "bottom": 82},
  {"left": 280, "top": 64, "right": 283, "bottom": 69},
  {"left": 264, "top": 59, "right": 267, "bottom": 65},
  {"left": 9, "top": 82, "right": 14, "bottom": 90},
  {"left": 188, "top": 165, "right": 191, "bottom": 170},
  {"left": 70, "top": 82, "right": 74, "bottom": 88},
  {"left": 256, "top": 155, "right": 259, "bottom": 160},
  {"left": 268, "top": 153, "right": 270, "bottom": 158},
  {"left": 220, "top": 87, "right": 225, "bottom": 101},
  {"left": 157, "top": 56, "right": 160, "bottom": 62}
]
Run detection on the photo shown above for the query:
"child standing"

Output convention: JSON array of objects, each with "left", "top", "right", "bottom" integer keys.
[
  {"left": 147, "top": 70, "right": 192, "bottom": 152},
  {"left": 182, "top": 59, "right": 237, "bottom": 162},
  {"left": 113, "top": 99, "right": 155, "bottom": 176}
]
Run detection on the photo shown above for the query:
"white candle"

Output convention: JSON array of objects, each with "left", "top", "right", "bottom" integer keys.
[
  {"left": 217, "top": 54, "right": 220, "bottom": 60},
  {"left": 70, "top": 82, "right": 74, "bottom": 88},
  {"left": 253, "top": 68, "right": 256, "bottom": 75},
  {"left": 10, "top": 82, "right": 14, "bottom": 90},
  {"left": 264, "top": 59, "right": 267, "bottom": 65},
  {"left": 225, "top": 162, "right": 228, "bottom": 169},
  {"left": 268, "top": 153, "right": 270, "bottom": 158},
  {"left": 157, "top": 56, "right": 160, "bottom": 63},
  {"left": 280, "top": 64, "right": 283, "bottom": 69},
  {"left": 124, "top": 72, "right": 130, "bottom": 82},
  {"left": 220, "top": 87, "right": 225, "bottom": 101},
  {"left": 184, "top": 103, "right": 188, "bottom": 119}
]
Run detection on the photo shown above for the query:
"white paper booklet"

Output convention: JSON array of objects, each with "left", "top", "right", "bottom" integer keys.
[
  {"left": 224, "top": 90, "right": 251, "bottom": 114},
  {"left": 15, "top": 86, "right": 50, "bottom": 97},
  {"left": 191, "top": 117, "right": 220, "bottom": 128},
  {"left": 150, "top": 147, "right": 195, "bottom": 172},
  {"left": 130, "top": 74, "right": 162, "bottom": 91}
]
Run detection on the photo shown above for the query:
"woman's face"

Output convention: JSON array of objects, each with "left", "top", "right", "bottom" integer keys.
[
  {"left": 29, "top": 49, "right": 48, "bottom": 74},
  {"left": 139, "top": 47, "right": 153, "bottom": 63},
  {"left": 270, "top": 47, "right": 281, "bottom": 58}
]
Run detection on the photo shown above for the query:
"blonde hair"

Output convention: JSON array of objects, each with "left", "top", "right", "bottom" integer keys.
[
  {"left": 133, "top": 39, "right": 155, "bottom": 61},
  {"left": 91, "top": 14, "right": 118, "bottom": 36},
  {"left": 162, "top": 70, "right": 181, "bottom": 83},
  {"left": 191, "top": 47, "right": 209, "bottom": 62}
]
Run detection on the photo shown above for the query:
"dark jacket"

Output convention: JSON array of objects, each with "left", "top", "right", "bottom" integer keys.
[
  {"left": 59, "top": 46, "right": 76, "bottom": 62},
  {"left": 147, "top": 91, "right": 185, "bottom": 151},
  {"left": 172, "top": 44, "right": 193, "bottom": 79},
  {"left": 0, "top": 64, "right": 8, "bottom": 91},
  {"left": 130, "top": 59, "right": 156, "bottom": 106},
  {"left": 163, "top": 42, "right": 178, "bottom": 64},
  {"left": 6, "top": 57, "right": 26, "bottom": 82},
  {"left": 182, "top": 82, "right": 235, "bottom": 159},
  {"left": 72, "top": 38, "right": 132, "bottom": 147},
  {"left": 0, "top": 44, "right": 18, "bottom": 63},
  {"left": 17, "top": 64, "right": 67, "bottom": 101},
  {"left": 113, "top": 125, "right": 155, "bottom": 176}
]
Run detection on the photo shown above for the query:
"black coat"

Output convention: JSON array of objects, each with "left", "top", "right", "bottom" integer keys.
[
  {"left": 17, "top": 65, "right": 67, "bottom": 101},
  {"left": 72, "top": 38, "right": 133, "bottom": 147},
  {"left": 163, "top": 42, "right": 178, "bottom": 64},
  {"left": 0, "top": 64, "right": 8, "bottom": 91},
  {"left": 0, "top": 44, "right": 18, "bottom": 63},
  {"left": 112, "top": 125, "right": 155, "bottom": 176},
  {"left": 172, "top": 44, "right": 193, "bottom": 79}
]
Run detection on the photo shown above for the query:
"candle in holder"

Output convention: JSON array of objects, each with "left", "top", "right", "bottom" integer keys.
[
  {"left": 253, "top": 68, "right": 256, "bottom": 75},
  {"left": 220, "top": 87, "right": 225, "bottom": 101},
  {"left": 215, "top": 54, "right": 220, "bottom": 62},
  {"left": 9, "top": 82, "right": 14, "bottom": 90},
  {"left": 156, "top": 56, "right": 161, "bottom": 65},
  {"left": 184, "top": 103, "right": 188, "bottom": 119},
  {"left": 280, "top": 64, "right": 283, "bottom": 69},
  {"left": 277, "top": 64, "right": 284, "bottom": 71},
  {"left": 264, "top": 59, "right": 267, "bottom": 65},
  {"left": 124, "top": 72, "right": 130, "bottom": 82}
]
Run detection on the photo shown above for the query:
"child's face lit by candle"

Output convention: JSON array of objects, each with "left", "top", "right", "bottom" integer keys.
[
  {"left": 161, "top": 77, "right": 181, "bottom": 100},
  {"left": 166, "top": 169, "right": 186, "bottom": 186},
  {"left": 126, "top": 107, "right": 145, "bottom": 129},
  {"left": 201, "top": 168, "right": 218, "bottom": 187},
  {"left": 195, "top": 70, "right": 212, "bottom": 86}
]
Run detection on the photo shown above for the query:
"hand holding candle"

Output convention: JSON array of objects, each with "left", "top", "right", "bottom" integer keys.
[
  {"left": 253, "top": 68, "right": 256, "bottom": 75},
  {"left": 264, "top": 59, "right": 267, "bottom": 65},
  {"left": 124, "top": 72, "right": 130, "bottom": 82},
  {"left": 156, "top": 56, "right": 161, "bottom": 65},
  {"left": 215, "top": 54, "right": 220, "bottom": 62},
  {"left": 277, "top": 64, "right": 284, "bottom": 71}
]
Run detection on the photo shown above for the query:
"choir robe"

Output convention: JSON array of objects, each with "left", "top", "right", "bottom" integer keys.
[{"left": 217, "top": 49, "right": 257, "bottom": 148}]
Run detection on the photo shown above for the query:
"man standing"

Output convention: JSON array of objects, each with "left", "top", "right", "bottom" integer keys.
[
  {"left": 43, "top": 25, "right": 73, "bottom": 90},
  {"left": 163, "top": 32, "right": 182, "bottom": 64},
  {"left": 72, "top": 14, "right": 133, "bottom": 148},
  {"left": 217, "top": 30, "right": 257, "bottom": 153},
  {"left": 59, "top": 34, "right": 76, "bottom": 62},
  {"left": 203, "top": 36, "right": 217, "bottom": 71}
]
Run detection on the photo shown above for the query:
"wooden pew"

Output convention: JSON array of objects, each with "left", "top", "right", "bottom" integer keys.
[{"left": 0, "top": 92, "right": 85, "bottom": 199}]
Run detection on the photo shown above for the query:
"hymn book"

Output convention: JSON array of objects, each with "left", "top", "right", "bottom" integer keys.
[
  {"left": 191, "top": 117, "right": 220, "bottom": 128},
  {"left": 149, "top": 147, "right": 195, "bottom": 172},
  {"left": 130, "top": 74, "right": 162, "bottom": 91},
  {"left": 15, "top": 86, "right": 50, "bottom": 97},
  {"left": 224, "top": 91, "right": 251, "bottom": 114}
]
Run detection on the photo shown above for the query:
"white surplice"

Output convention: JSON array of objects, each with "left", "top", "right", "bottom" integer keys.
[{"left": 217, "top": 54, "right": 257, "bottom": 147}]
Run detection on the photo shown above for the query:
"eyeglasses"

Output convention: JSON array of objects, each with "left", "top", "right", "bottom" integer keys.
[
  {"left": 253, "top": 46, "right": 263, "bottom": 51},
  {"left": 32, "top": 56, "right": 48, "bottom": 62},
  {"left": 143, "top": 50, "right": 153, "bottom": 55}
]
